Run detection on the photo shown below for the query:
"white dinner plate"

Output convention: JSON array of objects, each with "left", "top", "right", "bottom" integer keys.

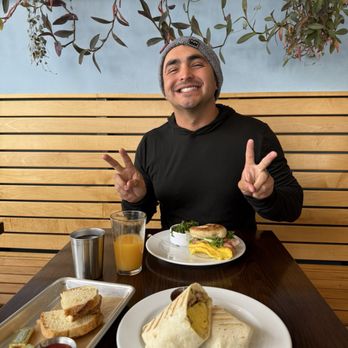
[
  {"left": 116, "top": 287, "right": 292, "bottom": 348},
  {"left": 145, "top": 230, "right": 246, "bottom": 266}
]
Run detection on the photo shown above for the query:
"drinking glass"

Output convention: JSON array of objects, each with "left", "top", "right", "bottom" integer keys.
[{"left": 110, "top": 210, "right": 146, "bottom": 275}]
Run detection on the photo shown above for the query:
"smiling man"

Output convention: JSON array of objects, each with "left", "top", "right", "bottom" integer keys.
[{"left": 103, "top": 36, "right": 303, "bottom": 230}]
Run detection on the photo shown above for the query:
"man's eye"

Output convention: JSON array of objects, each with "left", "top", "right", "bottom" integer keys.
[
  {"left": 192, "top": 62, "right": 204, "bottom": 68},
  {"left": 167, "top": 67, "right": 178, "bottom": 74}
]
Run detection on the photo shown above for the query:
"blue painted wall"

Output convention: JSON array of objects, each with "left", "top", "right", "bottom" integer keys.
[{"left": 1, "top": 0, "right": 347, "bottom": 94}]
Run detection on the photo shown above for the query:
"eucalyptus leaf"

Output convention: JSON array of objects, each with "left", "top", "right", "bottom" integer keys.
[
  {"left": 221, "top": 0, "right": 227, "bottom": 10},
  {"left": 0, "top": 18, "right": 3, "bottom": 31},
  {"left": 139, "top": 0, "right": 152, "bottom": 19},
  {"left": 2, "top": 0, "right": 9, "bottom": 13},
  {"left": 91, "top": 16, "right": 112, "bottom": 24},
  {"left": 219, "top": 49, "right": 225, "bottom": 64},
  {"left": 214, "top": 24, "right": 226, "bottom": 30},
  {"left": 172, "top": 22, "right": 190, "bottom": 30},
  {"left": 54, "top": 41, "right": 62, "bottom": 57},
  {"left": 146, "top": 37, "right": 163, "bottom": 46},
  {"left": 78, "top": 50, "right": 87, "bottom": 64},
  {"left": 92, "top": 53, "right": 101, "bottom": 73},
  {"left": 206, "top": 27, "right": 211, "bottom": 44},
  {"left": 237, "top": 32, "right": 257, "bottom": 44},
  {"left": 191, "top": 16, "right": 203, "bottom": 36},
  {"left": 242, "top": 0, "right": 247, "bottom": 15},
  {"left": 112, "top": 32, "right": 127, "bottom": 47},
  {"left": 53, "top": 13, "right": 77, "bottom": 25},
  {"left": 226, "top": 16, "right": 232, "bottom": 34},
  {"left": 90, "top": 34, "right": 100, "bottom": 49},
  {"left": 54, "top": 30, "right": 74, "bottom": 38}
]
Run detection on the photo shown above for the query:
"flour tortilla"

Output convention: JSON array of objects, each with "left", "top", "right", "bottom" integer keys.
[
  {"left": 201, "top": 305, "right": 253, "bottom": 348},
  {"left": 141, "top": 283, "right": 212, "bottom": 348}
]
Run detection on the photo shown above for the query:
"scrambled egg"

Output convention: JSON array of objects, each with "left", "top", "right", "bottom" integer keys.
[
  {"left": 189, "top": 241, "right": 233, "bottom": 260},
  {"left": 187, "top": 302, "right": 209, "bottom": 338}
]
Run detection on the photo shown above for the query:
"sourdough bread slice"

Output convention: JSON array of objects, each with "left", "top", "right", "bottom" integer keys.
[
  {"left": 60, "top": 286, "right": 100, "bottom": 317},
  {"left": 39, "top": 309, "right": 103, "bottom": 338},
  {"left": 66, "top": 294, "right": 102, "bottom": 322}
]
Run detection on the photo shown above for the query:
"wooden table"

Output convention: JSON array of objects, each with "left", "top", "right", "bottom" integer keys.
[{"left": 1, "top": 229, "right": 347, "bottom": 347}]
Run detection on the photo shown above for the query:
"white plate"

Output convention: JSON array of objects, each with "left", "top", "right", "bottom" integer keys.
[
  {"left": 146, "top": 230, "right": 246, "bottom": 266},
  {"left": 117, "top": 287, "right": 292, "bottom": 348}
]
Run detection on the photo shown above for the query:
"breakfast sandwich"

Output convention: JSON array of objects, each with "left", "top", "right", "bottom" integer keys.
[
  {"left": 141, "top": 283, "right": 212, "bottom": 348},
  {"left": 188, "top": 224, "right": 239, "bottom": 260},
  {"left": 201, "top": 305, "right": 253, "bottom": 348}
]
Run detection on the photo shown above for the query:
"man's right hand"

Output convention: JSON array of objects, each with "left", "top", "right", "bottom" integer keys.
[{"left": 102, "top": 148, "right": 146, "bottom": 203}]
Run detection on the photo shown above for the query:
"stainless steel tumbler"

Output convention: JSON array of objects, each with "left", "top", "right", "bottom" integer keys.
[{"left": 70, "top": 228, "right": 105, "bottom": 279}]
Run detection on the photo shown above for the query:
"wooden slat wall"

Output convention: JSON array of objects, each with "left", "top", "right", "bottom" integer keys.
[
  {"left": 0, "top": 93, "right": 347, "bottom": 261},
  {"left": 1, "top": 93, "right": 347, "bottom": 323},
  {"left": 0, "top": 92, "right": 348, "bottom": 261}
]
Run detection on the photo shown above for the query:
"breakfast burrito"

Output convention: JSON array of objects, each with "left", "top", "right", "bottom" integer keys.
[
  {"left": 201, "top": 305, "right": 253, "bottom": 348},
  {"left": 141, "top": 283, "right": 212, "bottom": 348}
]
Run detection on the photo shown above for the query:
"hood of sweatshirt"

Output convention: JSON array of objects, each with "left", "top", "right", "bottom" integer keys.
[{"left": 167, "top": 104, "right": 236, "bottom": 136}]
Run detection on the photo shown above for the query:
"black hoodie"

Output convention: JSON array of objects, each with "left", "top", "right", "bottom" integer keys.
[{"left": 123, "top": 104, "right": 303, "bottom": 230}]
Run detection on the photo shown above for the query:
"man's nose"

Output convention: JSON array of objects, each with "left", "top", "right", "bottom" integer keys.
[{"left": 179, "top": 65, "right": 193, "bottom": 80}]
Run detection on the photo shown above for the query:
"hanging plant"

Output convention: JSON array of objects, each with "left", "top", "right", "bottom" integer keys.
[
  {"left": 237, "top": 0, "right": 348, "bottom": 65},
  {"left": 1, "top": 0, "right": 348, "bottom": 71}
]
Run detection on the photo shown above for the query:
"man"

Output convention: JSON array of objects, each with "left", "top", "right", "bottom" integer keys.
[{"left": 103, "top": 36, "right": 303, "bottom": 230}]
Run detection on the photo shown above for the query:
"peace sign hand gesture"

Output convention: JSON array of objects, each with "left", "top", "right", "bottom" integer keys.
[
  {"left": 238, "top": 139, "right": 277, "bottom": 200},
  {"left": 102, "top": 148, "right": 146, "bottom": 203}
]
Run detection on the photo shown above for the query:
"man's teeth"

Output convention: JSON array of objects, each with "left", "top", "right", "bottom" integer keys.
[{"left": 180, "top": 86, "right": 198, "bottom": 92}]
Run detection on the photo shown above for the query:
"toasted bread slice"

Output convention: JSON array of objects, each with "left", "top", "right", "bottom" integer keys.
[
  {"left": 39, "top": 309, "right": 103, "bottom": 338},
  {"left": 66, "top": 294, "right": 102, "bottom": 322},
  {"left": 60, "top": 285, "right": 100, "bottom": 317}
]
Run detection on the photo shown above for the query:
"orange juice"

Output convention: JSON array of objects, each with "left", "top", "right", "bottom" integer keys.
[{"left": 113, "top": 234, "right": 144, "bottom": 271}]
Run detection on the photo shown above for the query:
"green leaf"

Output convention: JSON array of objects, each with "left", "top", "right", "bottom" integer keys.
[
  {"left": 172, "top": 22, "right": 190, "bottom": 30},
  {"left": 0, "top": 18, "right": 3, "bottom": 31},
  {"left": 79, "top": 50, "right": 87, "bottom": 65},
  {"left": 112, "top": 32, "right": 127, "bottom": 47},
  {"left": 221, "top": 0, "right": 227, "bottom": 10},
  {"left": 52, "top": 13, "right": 77, "bottom": 25},
  {"left": 42, "top": 14, "right": 53, "bottom": 32},
  {"left": 335, "top": 28, "right": 348, "bottom": 35},
  {"left": 242, "top": 0, "right": 247, "bottom": 15},
  {"left": 264, "top": 16, "right": 273, "bottom": 22},
  {"left": 54, "top": 41, "right": 62, "bottom": 57},
  {"left": 219, "top": 48, "right": 225, "bottom": 64},
  {"left": 2, "top": 0, "right": 9, "bottom": 13},
  {"left": 258, "top": 34, "right": 266, "bottom": 42},
  {"left": 146, "top": 37, "right": 163, "bottom": 46},
  {"left": 91, "top": 17, "right": 112, "bottom": 24},
  {"left": 90, "top": 34, "right": 100, "bottom": 49},
  {"left": 73, "top": 44, "right": 90, "bottom": 55},
  {"left": 307, "top": 23, "right": 325, "bottom": 30},
  {"left": 54, "top": 30, "right": 74, "bottom": 38},
  {"left": 281, "top": 1, "right": 292, "bottom": 12},
  {"left": 92, "top": 53, "right": 101, "bottom": 73},
  {"left": 214, "top": 24, "right": 226, "bottom": 29},
  {"left": 226, "top": 16, "right": 232, "bottom": 34},
  {"left": 139, "top": 0, "right": 152, "bottom": 19},
  {"left": 191, "top": 16, "right": 203, "bottom": 36},
  {"left": 237, "top": 32, "right": 257, "bottom": 43},
  {"left": 206, "top": 27, "right": 211, "bottom": 44}
]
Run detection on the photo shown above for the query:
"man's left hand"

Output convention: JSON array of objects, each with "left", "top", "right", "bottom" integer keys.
[{"left": 238, "top": 139, "right": 277, "bottom": 200}]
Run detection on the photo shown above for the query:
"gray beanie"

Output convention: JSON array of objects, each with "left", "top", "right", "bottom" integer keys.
[{"left": 159, "top": 36, "right": 223, "bottom": 99}]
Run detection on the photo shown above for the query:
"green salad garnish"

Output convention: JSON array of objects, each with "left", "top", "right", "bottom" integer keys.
[
  {"left": 171, "top": 220, "right": 199, "bottom": 234},
  {"left": 202, "top": 231, "right": 235, "bottom": 248}
]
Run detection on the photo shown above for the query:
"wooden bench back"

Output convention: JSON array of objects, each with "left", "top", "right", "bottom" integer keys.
[{"left": 1, "top": 92, "right": 347, "bottom": 263}]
